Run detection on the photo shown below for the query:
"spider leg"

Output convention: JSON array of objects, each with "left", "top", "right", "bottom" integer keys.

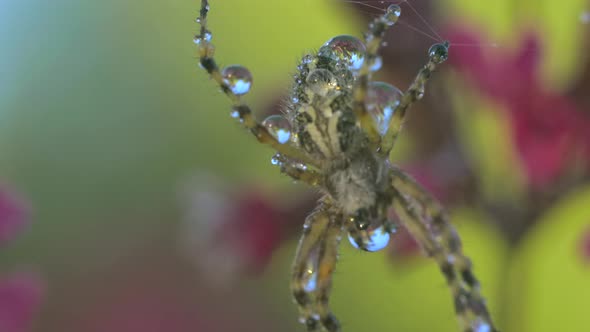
[
  {"left": 389, "top": 167, "right": 498, "bottom": 332},
  {"left": 353, "top": 7, "right": 402, "bottom": 146},
  {"left": 378, "top": 42, "right": 449, "bottom": 158},
  {"left": 273, "top": 154, "right": 324, "bottom": 187},
  {"left": 196, "top": 0, "right": 319, "bottom": 168},
  {"left": 291, "top": 199, "right": 344, "bottom": 332}
]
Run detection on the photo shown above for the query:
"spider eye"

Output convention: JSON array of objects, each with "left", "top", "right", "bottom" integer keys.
[
  {"left": 306, "top": 69, "right": 338, "bottom": 96},
  {"left": 350, "top": 208, "right": 370, "bottom": 230}
]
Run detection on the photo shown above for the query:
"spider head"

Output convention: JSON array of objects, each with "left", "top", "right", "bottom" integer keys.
[{"left": 287, "top": 35, "right": 368, "bottom": 160}]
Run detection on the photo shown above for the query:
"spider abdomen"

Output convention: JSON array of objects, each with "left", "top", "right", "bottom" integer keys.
[{"left": 324, "top": 152, "right": 387, "bottom": 215}]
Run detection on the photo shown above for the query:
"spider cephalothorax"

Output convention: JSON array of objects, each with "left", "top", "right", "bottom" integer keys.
[{"left": 195, "top": 1, "right": 496, "bottom": 331}]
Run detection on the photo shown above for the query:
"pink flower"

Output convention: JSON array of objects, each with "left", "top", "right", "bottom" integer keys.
[
  {"left": 0, "top": 186, "right": 29, "bottom": 245},
  {"left": 180, "top": 174, "right": 314, "bottom": 284},
  {"left": 447, "top": 27, "right": 590, "bottom": 188},
  {"left": 0, "top": 185, "right": 43, "bottom": 332},
  {"left": 0, "top": 273, "right": 44, "bottom": 332}
]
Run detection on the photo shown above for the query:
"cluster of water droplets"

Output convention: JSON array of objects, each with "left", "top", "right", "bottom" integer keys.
[
  {"left": 262, "top": 115, "right": 292, "bottom": 144},
  {"left": 367, "top": 82, "right": 403, "bottom": 135},
  {"left": 192, "top": 29, "right": 212, "bottom": 46}
]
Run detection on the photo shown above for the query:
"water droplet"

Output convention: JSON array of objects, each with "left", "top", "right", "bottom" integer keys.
[
  {"left": 262, "top": 115, "right": 292, "bottom": 144},
  {"left": 318, "top": 35, "right": 366, "bottom": 70},
  {"left": 428, "top": 42, "right": 449, "bottom": 64},
  {"left": 195, "top": 30, "right": 212, "bottom": 44},
  {"left": 348, "top": 225, "right": 391, "bottom": 252},
  {"left": 369, "top": 56, "right": 383, "bottom": 72},
  {"left": 367, "top": 82, "right": 403, "bottom": 135},
  {"left": 301, "top": 54, "right": 314, "bottom": 64},
  {"left": 384, "top": 4, "right": 401, "bottom": 26},
  {"left": 472, "top": 319, "right": 492, "bottom": 332},
  {"left": 416, "top": 85, "right": 425, "bottom": 99},
  {"left": 306, "top": 69, "right": 338, "bottom": 96},
  {"left": 271, "top": 154, "right": 283, "bottom": 166},
  {"left": 195, "top": 17, "right": 201, "bottom": 24},
  {"left": 292, "top": 96, "right": 299, "bottom": 104},
  {"left": 230, "top": 110, "right": 240, "bottom": 119},
  {"left": 221, "top": 65, "right": 253, "bottom": 96},
  {"left": 303, "top": 268, "right": 318, "bottom": 292}
]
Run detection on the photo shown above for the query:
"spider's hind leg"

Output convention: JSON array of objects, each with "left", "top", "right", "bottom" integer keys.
[
  {"left": 291, "top": 199, "right": 344, "bottom": 332},
  {"left": 389, "top": 167, "right": 498, "bottom": 332},
  {"left": 196, "top": 0, "right": 318, "bottom": 168}
]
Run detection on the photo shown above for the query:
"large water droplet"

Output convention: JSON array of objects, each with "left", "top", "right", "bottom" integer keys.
[
  {"left": 306, "top": 69, "right": 338, "bottom": 96},
  {"left": 318, "top": 35, "right": 366, "bottom": 70},
  {"left": 384, "top": 4, "right": 401, "bottom": 26},
  {"left": 367, "top": 82, "right": 403, "bottom": 135},
  {"left": 347, "top": 225, "right": 391, "bottom": 252},
  {"left": 221, "top": 65, "right": 253, "bottom": 96},
  {"left": 262, "top": 115, "right": 292, "bottom": 144}
]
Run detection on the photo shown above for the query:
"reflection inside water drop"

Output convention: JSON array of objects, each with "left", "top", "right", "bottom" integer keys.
[{"left": 348, "top": 225, "right": 391, "bottom": 252}]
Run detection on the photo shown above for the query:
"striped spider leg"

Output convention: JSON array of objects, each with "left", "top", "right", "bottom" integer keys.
[{"left": 195, "top": 1, "right": 497, "bottom": 331}]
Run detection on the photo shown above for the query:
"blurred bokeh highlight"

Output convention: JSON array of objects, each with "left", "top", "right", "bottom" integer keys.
[{"left": 1, "top": 0, "right": 589, "bottom": 331}]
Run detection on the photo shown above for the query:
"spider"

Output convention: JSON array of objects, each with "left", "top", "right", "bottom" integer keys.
[{"left": 195, "top": 1, "right": 497, "bottom": 331}]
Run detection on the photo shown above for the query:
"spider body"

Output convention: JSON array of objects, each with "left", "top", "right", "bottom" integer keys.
[
  {"left": 290, "top": 47, "right": 390, "bottom": 229},
  {"left": 195, "top": 1, "right": 497, "bottom": 331}
]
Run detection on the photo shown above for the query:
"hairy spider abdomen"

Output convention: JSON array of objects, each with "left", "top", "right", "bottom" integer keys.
[{"left": 324, "top": 150, "right": 388, "bottom": 215}]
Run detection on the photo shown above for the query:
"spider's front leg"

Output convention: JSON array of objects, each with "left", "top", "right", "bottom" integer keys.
[
  {"left": 389, "top": 167, "right": 498, "bottom": 332},
  {"left": 291, "top": 198, "right": 344, "bottom": 332},
  {"left": 196, "top": 0, "right": 319, "bottom": 168},
  {"left": 272, "top": 154, "right": 324, "bottom": 187},
  {"left": 379, "top": 41, "right": 450, "bottom": 157},
  {"left": 353, "top": 4, "right": 403, "bottom": 146}
]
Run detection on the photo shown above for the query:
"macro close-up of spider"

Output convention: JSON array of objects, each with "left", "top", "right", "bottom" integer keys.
[
  {"left": 3, "top": 0, "right": 590, "bottom": 330},
  {"left": 195, "top": 0, "right": 497, "bottom": 331}
]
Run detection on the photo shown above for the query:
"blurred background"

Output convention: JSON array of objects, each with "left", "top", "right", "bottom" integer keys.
[{"left": 1, "top": 0, "right": 589, "bottom": 331}]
